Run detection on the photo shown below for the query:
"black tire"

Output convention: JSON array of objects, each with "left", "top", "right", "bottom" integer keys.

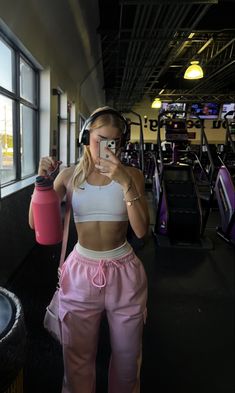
[{"left": 0, "top": 287, "right": 26, "bottom": 393}]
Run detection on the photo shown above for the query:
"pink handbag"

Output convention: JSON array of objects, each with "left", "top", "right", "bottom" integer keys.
[
  {"left": 43, "top": 186, "right": 72, "bottom": 344},
  {"left": 43, "top": 287, "right": 61, "bottom": 343}
]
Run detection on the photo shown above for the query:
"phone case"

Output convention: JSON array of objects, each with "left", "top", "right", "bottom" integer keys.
[{"left": 99, "top": 140, "right": 116, "bottom": 159}]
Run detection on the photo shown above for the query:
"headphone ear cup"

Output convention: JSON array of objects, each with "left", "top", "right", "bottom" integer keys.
[{"left": 80, "top": 129, "right": 90, "bottom": 145}]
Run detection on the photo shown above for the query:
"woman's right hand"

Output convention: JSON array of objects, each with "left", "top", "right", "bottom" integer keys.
[{"left": 38, "top": 156, "right": 58, "bottom": 176}]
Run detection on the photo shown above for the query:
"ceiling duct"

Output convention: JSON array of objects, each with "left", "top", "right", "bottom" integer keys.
[{"left": 98, "top": 0, "right": 235, "bottom": 110}]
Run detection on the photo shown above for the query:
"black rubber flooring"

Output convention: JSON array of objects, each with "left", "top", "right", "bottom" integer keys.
[{"left": 6, "top": 194, "right": 235, "bottom": 393}]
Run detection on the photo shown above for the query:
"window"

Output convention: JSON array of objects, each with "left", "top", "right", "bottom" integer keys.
[
  {"left": 0, "top": 33, "right": 39, "bottom": 188},
  {"left": 0, "top": 95, "right": 14, "bottom": 183},
  {"left": 59, "top": 93, "right": 68, "bottom": 167},
  {"left": 69, "top": 103, "right": 76, "bottom": 164}
]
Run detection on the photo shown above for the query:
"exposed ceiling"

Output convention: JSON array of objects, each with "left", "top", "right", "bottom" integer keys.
[{"left": 97, "top": 0, "right": 235, "bottom": 111}]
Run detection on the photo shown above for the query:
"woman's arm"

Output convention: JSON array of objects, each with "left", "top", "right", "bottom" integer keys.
[
  {"left": 95, "top": 150, "right": 150, "bottom": 238},
  {"left": 122, "top": 167, "right": 150, "bottom": 238}
]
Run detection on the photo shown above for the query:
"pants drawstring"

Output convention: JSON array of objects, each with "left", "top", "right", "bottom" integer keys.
[{"left": 91, "top": 259, "right": 122, "bottom": 288}]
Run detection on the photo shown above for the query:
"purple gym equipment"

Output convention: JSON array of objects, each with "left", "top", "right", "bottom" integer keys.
[{"left": 214, "top": 110, "right": 235, "bottom": 245}]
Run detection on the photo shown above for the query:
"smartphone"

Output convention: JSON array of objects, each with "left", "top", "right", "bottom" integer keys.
[{"left": 99, "top": 139, "right": 116, "bottom": 159}]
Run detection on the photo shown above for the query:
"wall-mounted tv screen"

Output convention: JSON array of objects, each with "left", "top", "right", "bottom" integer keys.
[
  {"left": 160, "top": 102, "right": 186, "bottom": 117},
  {"left": 220, "top": 103, "right": 235, "bottom": 119},
  {"left": 161, "top": 102, "right": 186, "bottom": 112},
  {"left": 190, "top": 102, "right": 220, "bottom": 119}
]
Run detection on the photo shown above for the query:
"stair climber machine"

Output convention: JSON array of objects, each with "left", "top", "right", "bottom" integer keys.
[
  {"left": 152, "top": 110, "right": 213, "bottom": 248},
  {"left": 214, "top": 110, "right": 235, "bottom": 245}
]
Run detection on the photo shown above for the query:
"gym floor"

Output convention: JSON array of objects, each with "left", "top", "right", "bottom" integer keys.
[{"left": 7, "top": 191, "right": 235, "bottom": 393}]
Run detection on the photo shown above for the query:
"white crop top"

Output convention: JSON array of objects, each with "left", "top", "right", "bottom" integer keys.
[{"left": 72, "top": 180, "right": 128, "bottom": 222}]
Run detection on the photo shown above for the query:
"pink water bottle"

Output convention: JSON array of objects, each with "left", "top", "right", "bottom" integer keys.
[{"left": 32, "top": 173, "right": 63, "bottom": 245}]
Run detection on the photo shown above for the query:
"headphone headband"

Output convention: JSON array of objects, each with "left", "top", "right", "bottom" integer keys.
[{"left": 79, "top": 108, "right": 128, "bottom": 145}]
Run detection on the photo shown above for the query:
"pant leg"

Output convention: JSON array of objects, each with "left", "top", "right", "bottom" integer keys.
[
  {"left": 61, "top": 310, "right": 102, "bottom": 393},
  {"left": 58, "top": 250, "right": 105, "bottom": 393},
  {"left": 105, "top": 253, "right": 148, "bottom": 393}
]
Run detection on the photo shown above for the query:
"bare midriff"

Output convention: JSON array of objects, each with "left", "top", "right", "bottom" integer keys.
[{"left": 75, "top": 221, "right": 129, "bottom": 251}]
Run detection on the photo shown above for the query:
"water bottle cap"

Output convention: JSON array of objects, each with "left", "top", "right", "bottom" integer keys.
[{"left": 35, "top": 175, "right": 54, "bottom": 189}]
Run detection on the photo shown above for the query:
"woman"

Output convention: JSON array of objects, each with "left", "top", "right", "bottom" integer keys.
[{"left": 29, "top": 107, "right": 149, "bottom": 393}]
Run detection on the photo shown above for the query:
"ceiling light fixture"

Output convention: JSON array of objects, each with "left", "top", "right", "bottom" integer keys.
[
  {"left": 188, "top": 32, "right": 195, "bottom": 39},
  {"left": 184, "top": 60, "right": 204, "bottom": 80},
  {"left": 151, "top": 98, "right": 162, "bottom": 109}
]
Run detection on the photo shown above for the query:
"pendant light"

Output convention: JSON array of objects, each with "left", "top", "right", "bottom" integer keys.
[
  {"left": 151, "top": 98, "right": 162, "bottom": 109},
  {"left": 184, "top": 61, "right": 204, "bottom": 80}
]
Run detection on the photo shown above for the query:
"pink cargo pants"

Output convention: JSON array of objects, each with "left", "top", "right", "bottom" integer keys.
[{"left": 58, "top": 245, "right": 148, "bottom": 393}]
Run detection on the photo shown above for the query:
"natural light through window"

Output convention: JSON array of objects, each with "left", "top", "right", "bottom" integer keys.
[
  {"left": 0, "top": 33, "right": 39, "bottom": 188},
  {"left": 0, "top": 95, "right": 15, "bottom": 183}
]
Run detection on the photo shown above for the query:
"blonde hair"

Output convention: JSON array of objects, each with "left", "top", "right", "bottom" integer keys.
[{"left": 72, "top": 107, "right": 125, "bottom": 189}]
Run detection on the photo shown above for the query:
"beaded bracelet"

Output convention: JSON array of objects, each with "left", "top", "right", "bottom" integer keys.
[{"left": 124, "top": 194, "right": 142, "bottom": 206}]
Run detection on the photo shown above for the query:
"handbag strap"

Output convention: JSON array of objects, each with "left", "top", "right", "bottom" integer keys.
[{"left": 59, "top": 176, "right": 73, "bottom": 268}]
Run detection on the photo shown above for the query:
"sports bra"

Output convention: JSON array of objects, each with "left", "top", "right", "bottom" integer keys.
[{"left": 72, "top": 180, "right": 128, "bottom": 223}]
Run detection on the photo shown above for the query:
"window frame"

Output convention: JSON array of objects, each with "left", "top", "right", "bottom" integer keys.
[{"left": 0, "top": 30, "right": 39, "bottom": 191}]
